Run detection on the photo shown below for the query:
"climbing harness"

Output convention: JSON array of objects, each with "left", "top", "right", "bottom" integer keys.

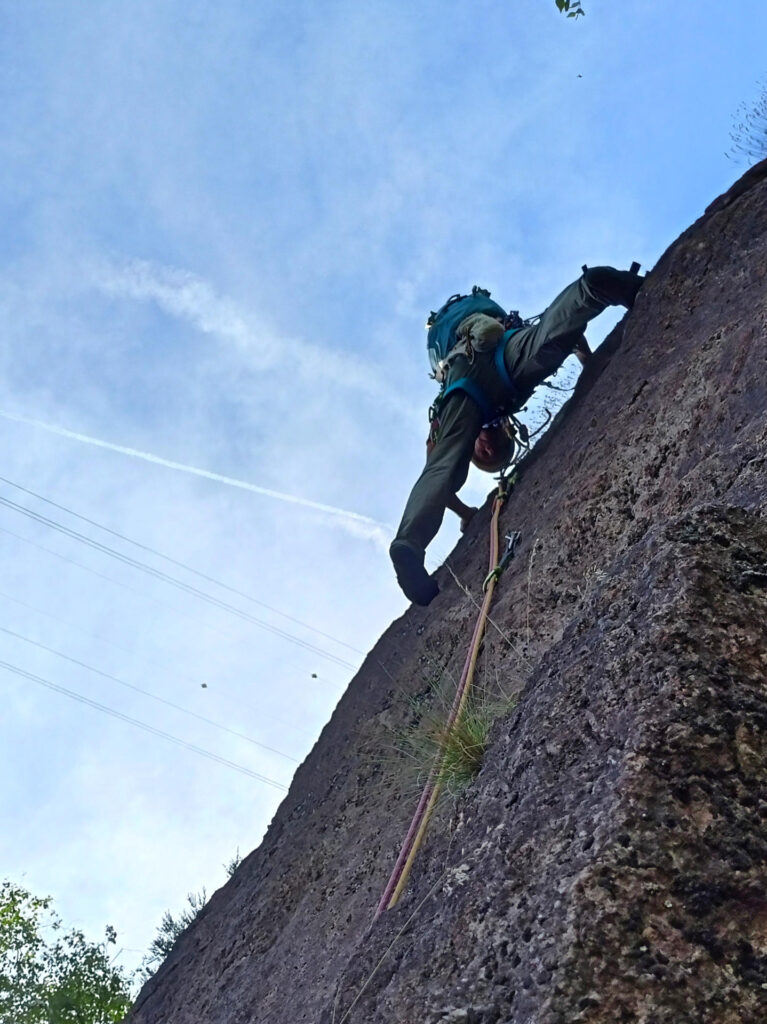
[
  {"left": 374, "top": 475, "right": 520, "bottom": 918},
  {"left": 427, "top": 260, "right": 641, "bottom": 433},
  {"left": 427, "top": 406, "right": 537, "bottom": 477}
]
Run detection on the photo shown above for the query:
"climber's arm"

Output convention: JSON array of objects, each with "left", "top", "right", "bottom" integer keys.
[
  {"left": 572, "top": 334, "right": 592, "bottom": 366},
  {"left": 446, "top": 492, "right": 478, "bottom": 532}
]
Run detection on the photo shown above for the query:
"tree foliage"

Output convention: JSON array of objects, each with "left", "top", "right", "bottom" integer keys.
[
  {"left": 729, "top": 80, "right": 767, "bottom": 165},
  {"left": 140, "top": 889, "right": 208, "bottom": 979},
  {"left": 0, "top": 880, "right": 132, "bottom": 1024},
  {"left": 224, "top": 848, "right": 243, "bottom": 878},
  {"left": 139, "top": 847, "right": 243, "bottom": 982},
  {"left": 555, "top": 0, "right": 585, "bottom": 18}
]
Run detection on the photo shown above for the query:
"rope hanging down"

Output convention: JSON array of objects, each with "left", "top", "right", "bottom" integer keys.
[{"left": 375, "top": 477, "right": 516, "bottom": 918}]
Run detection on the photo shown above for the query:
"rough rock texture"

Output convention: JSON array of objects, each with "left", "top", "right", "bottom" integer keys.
[
  {"left": 127, "top": 159, "right": 767, "bottom": 1024},
  {"left": 329, "top": 507, "right": 767, "bottom": 1024}
]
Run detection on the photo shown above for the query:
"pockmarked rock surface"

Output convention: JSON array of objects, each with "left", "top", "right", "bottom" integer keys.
[
  {"left": 330, "top": 506, "right": 767, "bottom": 1024},
  {"left": 126, "top": 159, "right": 767, "bottom": 1023}
]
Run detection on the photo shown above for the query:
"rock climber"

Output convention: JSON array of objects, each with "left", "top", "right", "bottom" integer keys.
[{"left": 390, "top": 264, "right": 645, "bottom": 606}]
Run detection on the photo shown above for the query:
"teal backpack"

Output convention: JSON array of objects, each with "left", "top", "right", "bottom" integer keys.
[
  {"left": 426, "top": 286, "right": 507, "bottom": 379},
  {"left": 426, "top": 286, "right": 525, "bottom": 423}
]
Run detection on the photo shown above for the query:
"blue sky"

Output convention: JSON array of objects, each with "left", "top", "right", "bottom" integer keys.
[{"left": 1, "top": 0, "right": 766, "bottom": 975}]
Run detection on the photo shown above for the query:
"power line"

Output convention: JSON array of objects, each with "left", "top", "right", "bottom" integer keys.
[
  {"left": 0, "top": 659, "right": 290, "bottom": 790},
  {"left": 0, "top": 587, "right": 320, "bottom": 742},
  {"left": 0, "top": 475, "right": 365, "bottom": 656},
  {"left": 0, "top": 625, "right": 299, "bottom": 763},
  {"left": 0, "top": 525, "right": 347, "bottom": 751},
  {"left": 0, "top": 529, "right": 346, "bottom": 699},
  {"left": 0, "top": 498, "right": 400, "bottom": 701},
  {"left": 0, "top": 494, "right": 359, "bottom": 670},
  {"left": 0, "top": 497, "right": 358, "bottom": 671}
]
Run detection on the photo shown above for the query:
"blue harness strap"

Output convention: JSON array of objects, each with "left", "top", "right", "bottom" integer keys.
[
  {"left": 441, "top": 329, "right": 524, "bottom": 425},
  {"left": 441, "top": 376, "right": 495, "bottom": 424},
  {"left": 495, "top": 328, "right": 519, "bottom": 391}
]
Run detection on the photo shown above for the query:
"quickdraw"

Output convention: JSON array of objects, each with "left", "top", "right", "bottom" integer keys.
[{"left": 483, "top": 530, "right": 521, "bottom": 591}]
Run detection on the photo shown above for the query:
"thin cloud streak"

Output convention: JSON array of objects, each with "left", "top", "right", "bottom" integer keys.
[
  {"left": 0, "top": 409, "right": 393, "bottom": 546},
  {"left": 91, "top": 258, "right": 411, "bottom": 414}
]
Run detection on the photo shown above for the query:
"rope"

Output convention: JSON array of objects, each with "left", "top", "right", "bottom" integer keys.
[{"left": 374, "top": 480, "right": 508, "bottom": 918}]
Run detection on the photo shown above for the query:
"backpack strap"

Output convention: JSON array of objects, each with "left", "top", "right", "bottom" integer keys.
[
  {"left": 437, "top": 328, "right": 526, "bottom": 425},
  {"left": 440, "top": 376, "right": 495, "bottom": 425},
  {"left": 492, "top": 329, "right": 525, "bottom": 413},
  {"left": 432, "top": 337, "right": 471, "bottom": 384},
  {"left": 495, "top": 329, "right": 519, "bottom": 393}
]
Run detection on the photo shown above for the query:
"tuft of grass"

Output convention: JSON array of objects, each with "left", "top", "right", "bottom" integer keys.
[{"left": 396, "top": 692, "right": 518, "bottom": 797}]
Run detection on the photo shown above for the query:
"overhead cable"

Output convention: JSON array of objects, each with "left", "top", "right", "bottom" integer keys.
[
  {"left": 0, "top": 659, "right": 289, "bottom": 790},
  {"left": 0, "top": 586, "right": 320, "bottom": 741},
  {"left": 0, "top": 625, "right": 299, "bottom": 763},
  {"left": 0, "top": 531, "right": 345, "bottom": 694},
  {"left": 0, "top": 475, "right": 364, "bottom": 656},
  {"left": 0, "top": 495, "right": 358, "bottom": 671}
]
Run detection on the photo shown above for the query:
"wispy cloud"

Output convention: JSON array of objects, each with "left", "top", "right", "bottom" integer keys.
[
  {"left": 90, "top": 258, "right": 411, "bottom": 415},
  {"left": 92, "top": 260, "right": 263, "bottom": 357},
  {"left": 0, "top": 409, "right": 393, "bottom": 547}
]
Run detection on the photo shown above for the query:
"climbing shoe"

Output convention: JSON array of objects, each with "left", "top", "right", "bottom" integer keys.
[
  {"left": 584, "top": 266, "right": 645, "bottom": 310},
  {"left": 389, "top": 540, "right": 440, "bottom": 606}
]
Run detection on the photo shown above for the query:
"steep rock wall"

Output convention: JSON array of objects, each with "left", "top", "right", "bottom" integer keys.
[{"left": 127, "top": 159, "right": 767, "bottom": 1024}]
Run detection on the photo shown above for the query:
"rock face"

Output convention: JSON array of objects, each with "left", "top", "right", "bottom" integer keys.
[{"left": 127, "top": 159, "right": 767, "bottom": 1024}]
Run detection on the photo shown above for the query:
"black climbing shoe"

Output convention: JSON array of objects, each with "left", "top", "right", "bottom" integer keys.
[
  {"left": 390, "top": 540, "right": 440, "bottom": 606},
  {"left": 584, "top": 266, "right": 645, "bottom": 310}
]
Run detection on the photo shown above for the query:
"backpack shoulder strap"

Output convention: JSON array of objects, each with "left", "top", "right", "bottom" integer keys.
[
  {"left": 438, "top": 330, "right": 526, "bottom": 422},
  {"left": 494, "top": 328, "right": 521, "bottom": 394},
  {"left": 440, "top": 377, "right": 495, "bottom": 425}
]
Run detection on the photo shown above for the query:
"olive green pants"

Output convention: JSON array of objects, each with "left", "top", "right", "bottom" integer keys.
[{"left": 393, "top": 269, "right": 617, "bottom": 561}]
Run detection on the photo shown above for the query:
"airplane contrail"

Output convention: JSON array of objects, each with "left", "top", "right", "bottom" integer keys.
[{"left": 0, "top": 410, "right": 393, "bottom": 545}]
